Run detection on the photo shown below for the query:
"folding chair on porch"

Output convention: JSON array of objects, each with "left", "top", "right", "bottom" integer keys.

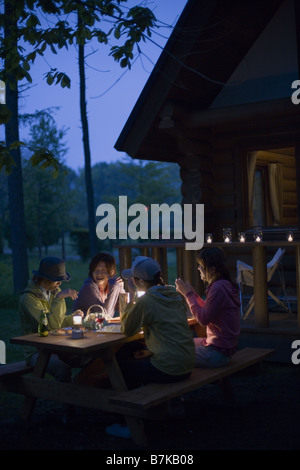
[{"left": 236, "top": 248, "right": 292, "bottom": 319}]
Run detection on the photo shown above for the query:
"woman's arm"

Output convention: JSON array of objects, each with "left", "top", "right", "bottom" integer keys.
[
  {"left": 102, "top": 278, "right": 122, "bottom": 318},
  {"left": 72, "top": 281, "right": 102, "bottom": 315},
  {"left": 175, "top": 278, "right": 207, "bottom": 324},
  {"left": 186, "top": 283, "right": 226, "bottom": 326}
]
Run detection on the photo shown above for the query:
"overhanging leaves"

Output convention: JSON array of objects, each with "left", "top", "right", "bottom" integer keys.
[
  {"left": 0, "top": 1, "right": 158, "bottom": 86},
  {"left": 29, "top": 148, "right": 63, "bottom": 178}
]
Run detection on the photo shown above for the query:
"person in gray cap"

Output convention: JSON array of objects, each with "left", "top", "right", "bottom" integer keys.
[
  {"left": 116, "top": 256, "right": 195, "bottom": 389},
  {"left": 19, "top": 257, "right": 81, "bottom": 383}
]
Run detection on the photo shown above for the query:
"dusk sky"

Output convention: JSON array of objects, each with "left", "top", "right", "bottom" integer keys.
[{"left": 7, "top": 1, "right": 188, "bottom": 172}]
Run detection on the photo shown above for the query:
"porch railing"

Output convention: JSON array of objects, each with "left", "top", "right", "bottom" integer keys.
[{"left": 115, "top": 240, "right": 300, "bottom": 330}]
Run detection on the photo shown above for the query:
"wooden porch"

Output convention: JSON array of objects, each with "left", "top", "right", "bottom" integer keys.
[{"left": 116, "top": 239, "right": 300, "bottom": 363}]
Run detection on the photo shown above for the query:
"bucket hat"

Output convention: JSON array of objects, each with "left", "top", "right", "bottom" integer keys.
[
  {"left": 32, "top": 257, "right": 70, "bottom": 282},
  {"left": 122, "top": 256, "right": 161, "bottom": 281}
]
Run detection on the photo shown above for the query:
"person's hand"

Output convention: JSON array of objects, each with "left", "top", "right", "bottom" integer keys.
[
  {"left": 56, "top": 288, "right": 79, "bottom": 300},
  {"left": 110, "top": 276, "right": 123, "bottom": 284},
  {"left": 175, "top": 278, "right": 194, "bottom": 297},
  {"left": 73, "top": 309, "right": 84, "bottom": 317},
  {"left": 133, "top": 349, "right": 153, "bottom": 359},
  {"left": 109, "top": 276, "right": 124, "bottom": 289}
]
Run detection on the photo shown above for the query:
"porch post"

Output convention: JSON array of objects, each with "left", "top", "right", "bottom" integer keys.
[
  {"left": 252, "top": 244, "right": 269, "bottom": 328},
  {"left": 295, "top": 245, "right": 300, "bottom": 329}
]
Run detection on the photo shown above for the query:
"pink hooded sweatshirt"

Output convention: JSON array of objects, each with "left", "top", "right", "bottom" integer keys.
[{"left": 185, "top": 279, "right": 241, "bottom": 351}]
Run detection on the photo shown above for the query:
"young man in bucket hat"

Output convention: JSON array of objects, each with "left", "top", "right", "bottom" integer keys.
[{"left": 19, "top": 257, "right": 81, "bottom": 383}]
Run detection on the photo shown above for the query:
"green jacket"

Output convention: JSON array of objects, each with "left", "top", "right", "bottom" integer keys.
[
  {"left": 121, "top": 285, "right": 195, "bottom": 376},
  {"left": 19, "top": 280, "right": 74, "bottom": 363}
]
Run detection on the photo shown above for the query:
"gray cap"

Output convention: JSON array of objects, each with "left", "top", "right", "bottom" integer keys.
[{"left": 121, "top": 256, "right": 161, "bottom": 281}]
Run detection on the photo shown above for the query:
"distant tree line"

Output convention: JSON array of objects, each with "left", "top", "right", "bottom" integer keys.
[
  {"left": 0, "top": 0, "right": 163, "bottom": 292},
  {"left": 0, "top": 155, "right": 182, "bottom": 258},
  {"left": 0, "top": 107, "right": 182, "bottom": 260}
]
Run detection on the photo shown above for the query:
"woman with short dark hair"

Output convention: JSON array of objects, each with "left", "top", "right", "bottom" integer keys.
[{"left": 72, "top": 252, "right": 122, "bottom": 317}]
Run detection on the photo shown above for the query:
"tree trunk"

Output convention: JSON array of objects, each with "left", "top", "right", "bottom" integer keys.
[
  {"left": 78, "top": 39, "right": 98, "bottom": 257},
  {"left": 4, "top": 0, "right": 29, "bottom": 293}
]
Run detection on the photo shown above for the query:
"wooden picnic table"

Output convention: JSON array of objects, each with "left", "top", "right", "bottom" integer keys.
[
  {"left": 9, "top": 317, "right": 199, "bottom": 446},
  {"left": 10, "top": 325, "right": 148, "bottom": 445},
  {"left": 6, "top": 317, "right": 274, "bottom": 447}
]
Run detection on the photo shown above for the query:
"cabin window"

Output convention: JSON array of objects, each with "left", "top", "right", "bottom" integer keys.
[
  {"left": 252, "top": 167, "right": 266, "bottom": 226},
  {"left": 252, "top": 165, "right": 272, "bottom": 226},
  {"left": 247, "top": 150, "right": 287, "bottom": 227}
]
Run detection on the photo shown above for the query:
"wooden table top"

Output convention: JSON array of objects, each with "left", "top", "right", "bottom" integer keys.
[
  {"left": 10, "top": 329, "right": 143, "bottom": 355},
  {"left": 10, "top": 317, "right": 197, "bottom": 355}
]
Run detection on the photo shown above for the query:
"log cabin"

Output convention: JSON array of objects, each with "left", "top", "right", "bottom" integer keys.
[{"left": 115, "top": 0, "right": 300, "bottom": 320}]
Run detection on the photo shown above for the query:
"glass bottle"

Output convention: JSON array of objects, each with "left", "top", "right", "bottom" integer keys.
[{"left": 38, "top": 310, "right": 49, "bottom": 337}]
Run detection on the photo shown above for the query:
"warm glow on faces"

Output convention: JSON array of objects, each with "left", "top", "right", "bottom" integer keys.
[
  {"left": 41, "top": 279, "right": 61, "bottom": 290},
  {"left": 198, "top": 263, "right": 216, "bottom": 284},
  {"left": 133, "top": 277, "right": 146, "bottom": 292},
  {"left": 197, "top": 263, "right": 206, "bottom": 281},
  {"left": 92, "top": 261, "right": 110, "bottom": 288}
]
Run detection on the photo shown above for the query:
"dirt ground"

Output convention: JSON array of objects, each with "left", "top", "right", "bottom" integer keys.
[{"left": 0, "top": 361, "right": 299, "bottom": 455}]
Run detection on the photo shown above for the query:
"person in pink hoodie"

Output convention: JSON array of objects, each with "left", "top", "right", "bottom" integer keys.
[{"left": 175, "top": 247, "right": 240, "bottom": 368}]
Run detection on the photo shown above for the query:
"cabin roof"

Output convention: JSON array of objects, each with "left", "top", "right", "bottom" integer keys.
[{"left": 115, "top": 0, "right": 291, "bottom": 163}]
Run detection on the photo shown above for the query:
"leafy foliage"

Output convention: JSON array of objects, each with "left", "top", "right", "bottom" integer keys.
[
  {"left": 0, "top": 142, "right": 17, "bottom": 174},
  {"left": 0, "top": 0, "right": 157, "bottom": 86},
  {"left": 74, "top": 158, "right": 182, "bottom": 227},
  {"left": 0, "top": 0, "right": 158, "bottom": 174},
  {"left": 19, "top": 110, "right": 76, "bottom": 252}
]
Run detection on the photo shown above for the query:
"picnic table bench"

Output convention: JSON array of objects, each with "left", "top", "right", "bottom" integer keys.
[
  {"left": 0, "top": 361, "right": 33, "bottom": 379},
  {"left": 109, "top": 347, "right": 274, "bottom": 411},
  {"left": 0, "top": 349, "right": 274, "bottom": 414},
  {"left": 1, "top": 328, "right": 274, "bottom": 446}
]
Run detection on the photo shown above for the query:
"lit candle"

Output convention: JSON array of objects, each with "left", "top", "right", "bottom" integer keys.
[
  {"left": 287, "top": 231, "right": 294, "bottom": 242},
  {"left": 72, "top": 314, "right": 83, "bottom": 338},
  {"left": 73, "top": 315, "right": 82, "bottom": 328},
  {"left": 238, "top": 232, "right": 246, "bottom": 243},
  {"left": 206, "top": 233, "right": 213, "bottom": 243},
  {"left": 223, "top": 228, "right": 232, "bottom": 243},
  {"left": 254, "top": 227, "right": 263, "bottom": 243}
]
